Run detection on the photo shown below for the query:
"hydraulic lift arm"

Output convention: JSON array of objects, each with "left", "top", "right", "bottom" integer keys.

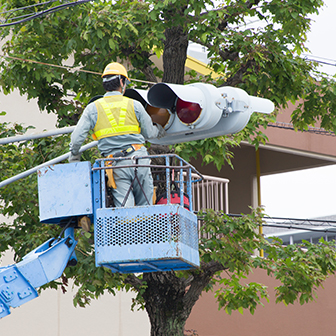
[{"left": 0, "top": 228, "right": 77, "bottom": 319}]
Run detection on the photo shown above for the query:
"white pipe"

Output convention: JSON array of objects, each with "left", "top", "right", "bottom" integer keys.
[
  {"left": 0, "top": 126, "right": 76, "bottom": 145},
  {"left": 0, "top": 141, "right": 98, "bottom": 188}
]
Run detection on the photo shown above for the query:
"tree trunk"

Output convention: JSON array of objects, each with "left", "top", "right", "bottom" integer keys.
[
  {"left": 162, "top": 25, "right": 188, "bottom": 84},
  {"left": 143, "top": 272, "right": 192, "bottom": 336},
  {"left": 125, "top": 262, "right": 225, "bottom": 335},
  {"left": 141, "top": 266, "right": 221, "bottom": 336}
]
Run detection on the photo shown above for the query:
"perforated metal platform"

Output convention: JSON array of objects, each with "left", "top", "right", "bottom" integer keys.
[{"left": 94, "top": 204, "right": 199, "bottom": 273}]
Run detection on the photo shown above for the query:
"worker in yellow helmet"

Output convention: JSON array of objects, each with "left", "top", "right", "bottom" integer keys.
[{"left": 69, "top": 62, "right": 165, "bottom": 207}]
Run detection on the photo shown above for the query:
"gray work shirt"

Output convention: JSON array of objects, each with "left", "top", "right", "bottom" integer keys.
[{"left": 70, "top": 91, "right": 163, "bottom": 156}]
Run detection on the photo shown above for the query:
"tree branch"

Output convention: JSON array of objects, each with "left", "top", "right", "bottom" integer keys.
[
  {"left": 124, "top": 274, "right": 144, "bottom": 291},
  {"left": 190, "top": 37, "right": 239, "bottom": 62},
  {"left": 196, "top": 0, "right": 261, "bottom": 31},
  {"left": 220, "top": 58, "right": 257, "bottom": 87},
  {"left": 183, "top": 260, "right": 227, "bottom": 309},
  {"left": 118, "top": 46, "right": 157, "bottom": 83},
  {"left": 199, "top": 259, "right": 228, "bottom": 274},
  {"left": 141, "top": 63, "right": 158, "bottom": 83}
]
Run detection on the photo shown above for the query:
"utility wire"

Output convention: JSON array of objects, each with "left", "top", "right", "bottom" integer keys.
[
  {"left": 267, "top": 122, "right": 336, "bottom": 136},
  {"left": 229, "top": 213, "right": 336, "bottom": 227},
  {"left": 2, "top": 0, "right": 78, "bottom": 17},
  {"left": 226, "top": 213, "right": 336, "bottom": 235},
  {"left": 1, "top": 52, "right": 335, "bottom": 88},
  {"left": 307, "top": 58, "right": 336, "bottom": 67},
  {"left": 0, "top": 0, "right": 92, "bottom": 27},
  {"left": 266, "top": 216, "right": 336, "bottom": 228},
  {"left": 264, "top": 224, "right": 336, "bottom": 235},
  {"left": 0, "top": 0, "right": 59, "bottom": 16},
  {"left": 303, "top": 54, "right": 336, "bottom": 68},
  {"left": 0, "top": 53, "right": 157, "bottom": 85}
]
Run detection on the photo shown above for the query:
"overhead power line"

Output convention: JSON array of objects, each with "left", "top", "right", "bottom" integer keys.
[
  {"left": 267, "top": 121, "right": 336, "bottom": 136},
  {"left": 264, "top": 215, "right": 336, "bottom": 228},
  {"left": 227, "top": 213, "right": 336, "bottom": 235},
  {"left": 0, "top": 0, "right": 59, "bottom": 15},
  {"left": 264, "top": 224, "right": 336, "bottom": 235},
  {"left": 302, "top": 54, "right": 336, "bottom": 68},
  {"left": 307, "top": 58, "right": 336, "bottom": 67},
  {"left": 0, "top": 53, "right": 157, "bottom": 85},
  {"left": 0, "top": 0, "right": 91, "bottom": 27},
  {"left": 0, "top": 53, "right": 101, "bottom": 75}
]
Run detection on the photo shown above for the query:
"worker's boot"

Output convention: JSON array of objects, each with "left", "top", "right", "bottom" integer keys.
[{"left": 78, "top": 216, "right": 91, "bottom": 232}]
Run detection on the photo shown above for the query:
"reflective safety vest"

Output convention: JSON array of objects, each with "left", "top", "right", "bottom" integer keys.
[{"left": 93, "top": 95, "right": 140, "bottom": 140}]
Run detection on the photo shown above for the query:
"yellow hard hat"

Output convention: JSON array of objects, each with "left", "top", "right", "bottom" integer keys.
[{"left": 102, "top": 62, "right": 130, "bottom": 81}]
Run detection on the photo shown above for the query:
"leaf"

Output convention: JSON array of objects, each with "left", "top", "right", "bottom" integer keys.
[
  {"left": 97, "top": 29, "right": 103, "bottom": 39},
  {"left": 154, "top": 46, "right": 162, "bottom": 59},
  {"left": 108, "top": 39, "right": 116, "bottom": 50}
]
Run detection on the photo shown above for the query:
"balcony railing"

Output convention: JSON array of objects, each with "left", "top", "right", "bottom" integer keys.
[{"left": 189, "top": 173, "right": 229, "bottom": 214}]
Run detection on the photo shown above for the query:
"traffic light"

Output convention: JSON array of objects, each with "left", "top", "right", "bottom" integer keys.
[
  {"left": 125, "top": 88, "right": 173, "bottom": 129},
  {"left": 125, "top": 82, "right": 274, "bottom": 145}
]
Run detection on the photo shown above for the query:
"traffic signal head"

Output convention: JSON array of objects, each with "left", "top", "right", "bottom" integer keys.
[
  {"left": 125, "top": 88, "right": 172, "bottom": 128},
  {"left": 147, "top": 83, "right": 223, "bottom": 132},
  {"left": 125, "top": 83, "right": 274, "bottom": 145}
]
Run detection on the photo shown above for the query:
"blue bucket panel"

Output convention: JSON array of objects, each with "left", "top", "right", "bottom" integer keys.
[
  {"left": 94, "top": 204, "right": 199, "bottom": 273},
  {"left": 37, "top": 162, "right": 93, "bottom": 223}
]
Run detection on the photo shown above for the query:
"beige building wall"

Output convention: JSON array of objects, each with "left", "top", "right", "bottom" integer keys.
[{"left": 0, "top": 90, "right": 57, "bottom": 132}]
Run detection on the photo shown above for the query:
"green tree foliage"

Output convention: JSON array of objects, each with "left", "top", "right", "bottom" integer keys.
[{"left": 1, "top": 1, "right": 336, "bottom": 335}]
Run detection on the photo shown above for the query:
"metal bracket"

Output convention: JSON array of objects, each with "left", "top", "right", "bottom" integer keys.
[
  {"left": 215, "top": 93, "right": 249, "bottom": 116},
  {"left": 215, "top": 94, "right": 230, "bottom": 114}
]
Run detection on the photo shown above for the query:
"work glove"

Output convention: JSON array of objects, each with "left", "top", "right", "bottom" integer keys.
[
  {"left": 68, "top": 152, "right": 81, "bottom": 163},
  {"left": 154, "top": 123, "right": 166, "bottom": 139}
]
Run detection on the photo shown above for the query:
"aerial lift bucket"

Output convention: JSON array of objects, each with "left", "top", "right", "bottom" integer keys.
[{"left": 36, "top": 155, "right": 202, "bottom": 274}]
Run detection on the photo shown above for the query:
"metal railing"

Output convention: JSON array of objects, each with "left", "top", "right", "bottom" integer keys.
[
  {"left": 190, "top": 173, "right": 229, "bottom": 239},
  {"left": 191, "top": 174, "right": 229, "bottom": 214},
  {"left": 91, "top": 154, "right": 203, "bottom": 210}
]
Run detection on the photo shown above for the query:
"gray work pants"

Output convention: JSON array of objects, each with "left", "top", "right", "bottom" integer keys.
[{"left": 111, "top": 146, "right": 153, "bottom": 207}]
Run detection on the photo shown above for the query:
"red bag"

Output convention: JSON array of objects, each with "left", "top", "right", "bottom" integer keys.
[{"left": 156, "top": 187, "right": 190, "bottom": 210}]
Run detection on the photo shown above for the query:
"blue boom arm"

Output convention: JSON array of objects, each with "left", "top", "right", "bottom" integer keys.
[{"left": 0, "top": 228, "right": 77, "bottom": 319}]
